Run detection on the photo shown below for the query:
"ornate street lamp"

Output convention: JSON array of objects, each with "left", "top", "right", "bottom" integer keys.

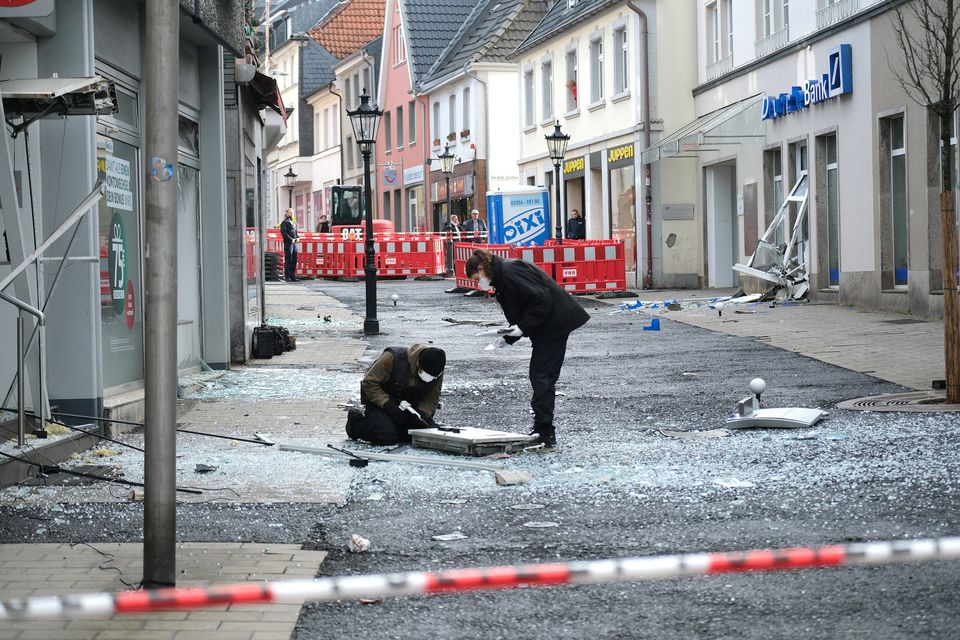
[
  {"left": 545, "top": 121, "right": 570, "bottom": 244},
  {"left": 284, "top": 167, "right": 297, "bottom": 210},
  {"left": 437, "top": 144, "right": 456, "bottom": 275},
  {"left": 347, "top": 89, "right": 383, "bottom": 335}
]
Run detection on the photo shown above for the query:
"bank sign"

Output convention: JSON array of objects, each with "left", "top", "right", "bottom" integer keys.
[{"left": 762, "top": 44, "right": 852, "bottom": 120}]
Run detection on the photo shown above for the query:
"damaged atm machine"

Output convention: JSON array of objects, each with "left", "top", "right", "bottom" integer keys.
[{"left": 733, "top": 174, "right": 813, "bottom": 301}]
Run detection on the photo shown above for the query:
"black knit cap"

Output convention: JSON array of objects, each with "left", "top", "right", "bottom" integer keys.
[{"left": 418, "top": 347, "right": 446, "bottom": 377}]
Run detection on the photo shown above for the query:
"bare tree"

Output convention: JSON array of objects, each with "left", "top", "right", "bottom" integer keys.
[{"left": 891, "top": 0, "right": 960, "bottom": 402}]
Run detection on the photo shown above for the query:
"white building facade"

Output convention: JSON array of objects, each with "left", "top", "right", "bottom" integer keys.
[
  {"left": 656, "top": 0, "right": 958, "bottom": 315},
  {"left": 514, "top": 0, "right": 699, "bottom": 289}
]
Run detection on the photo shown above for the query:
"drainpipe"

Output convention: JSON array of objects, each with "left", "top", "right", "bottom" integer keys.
[
  {"left": 329, "top": 80, "right": 345, "bottom": 184},
  {"left": 626, "top": 0, "right": 653, "bottom": 289},
  {"left": 463, "top": 61, "right": 488, "bottom": 214},
  {"left": 416, "top": 92, "right": 431, "bottom": 228}
]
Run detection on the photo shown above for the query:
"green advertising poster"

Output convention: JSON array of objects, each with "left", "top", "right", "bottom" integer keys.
[{"left": 108, "top": 211, "right": 127, "bottom": 315}]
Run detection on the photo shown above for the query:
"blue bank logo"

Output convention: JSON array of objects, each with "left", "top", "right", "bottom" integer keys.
[{"left": 762, "top": 44, "right": 852, "bottom": 121}]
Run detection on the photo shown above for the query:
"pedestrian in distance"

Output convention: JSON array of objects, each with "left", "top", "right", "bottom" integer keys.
[
  {"left": 443, "top": 214, "right": 463, "bottom": 241},
  {"left": 317, "top": 214, "right": 330, "bottom": 234},
  {"left": 464, "top": 249, "right": 589, "bottom": 448},
  {"left": 463, "top": 209, "right": 488, "bottom": 241},
  {"left": 565, "top": 209, "right": 585, "bottom": 240},
  {"left": 280, "top": 208, "right": 300, "bottom": 281},
  {"left": 345, "top": 344, "right": 446, "bottom": 446}
]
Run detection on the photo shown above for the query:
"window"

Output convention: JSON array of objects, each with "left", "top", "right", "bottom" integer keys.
[
  {"left": 394, "top": 25, "right": 406, "bottom": 64},
  {"left": 890, "top": 116, "right": 908, "bottom": 286},
  {"left": 726, "top": 0, "right": 734, "bottom": 56},
  {"left": 396, "top": 105, "right": 404, "bottom": 149},
  {"left": 523, "top": 68, "right": 534, "bottom": 127},
  {"left": 590, "top": 36, "right": 604, "bottom": 103},
  {"left": 613, "top": 26, "right": 628, "bottom": 94},
  {"left": 565, "top": 49, "right": 578, "bottom": 112},
  {"left": 824, "top": 134, "right": 840, "bottom": 287},
  {"left": 353, "top": 73, "right": 361, "bottom": 104},
  {"left": 332, "top": 108, "right": 338, "bottom": 147},
  {"left": 710, "top": 3, "right": 720, "bottom": 63},
  {"left": 346, "top": 135, "right": 354, "bottom": 169},
  {"left": 407, "top": 188, "right": 419, "bottom": 232},
  {"left": 764, "top": 147, "right": 784, "bottom": 244},
  {"left": 462, "top": 87, "right": 470, "bottom": 136},
  {"left": 762, "top": 0, "right": 772, "bottom": 36},
  {"left": 383, "top": 190, "right": 392, "bottom": 221},
  {"left": 782, "top": 0, "right": 790, "bottom": 30},
  {"left": 448, "top": 94, "right": 456, "bottom": 139},
  {"left": 362, "top": 68, "right": 371, "bottom": 100},
  {"left": 541, "top": 61, "right": 553, "bottom": 120},
  {"left": 384, "top": 111, "right": 392, "bottom": 150},
  {"left": 433, "top": 102, "right": 440, "bottom": 143},
  {"left": 345, "top": 77, "right": 352, "bottom": 110},
  {"left": 324, "top": 108, "right": 331, "bottom": 149},
  {"left": 409, "top": 100, "right": 416, "bottom": 145}
]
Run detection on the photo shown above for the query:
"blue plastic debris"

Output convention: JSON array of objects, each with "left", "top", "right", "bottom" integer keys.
[{"left": 642, "top": 318, "right": 661, "bottom": 331}]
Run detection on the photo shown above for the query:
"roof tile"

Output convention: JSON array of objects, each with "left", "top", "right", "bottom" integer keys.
[{"left": 309, "top": 0, "right": 387, "bottom": 60}]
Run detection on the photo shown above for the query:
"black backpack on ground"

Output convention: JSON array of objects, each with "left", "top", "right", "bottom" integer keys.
[{"left": 252, "top": 326, "right": 276, "bottom": 359}]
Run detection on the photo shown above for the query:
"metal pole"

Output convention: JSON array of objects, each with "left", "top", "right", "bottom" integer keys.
[
  {"left": 362, "top": 148, "right": 379, "bottom": 335},
  {"left": 143, "top": 0, "right": 179, "bottom": 589},
  {"left": 287, "top": 186, "right": 292, "bottom": 210},
  {"left": 445, "top": 175, "right": 452, "bottom": 276},
  {"left": 16, "top": 312, "right": 24, "bottom": 448},
  {"left": 554, "top": 161, "right": 563, "bottom": 244}
]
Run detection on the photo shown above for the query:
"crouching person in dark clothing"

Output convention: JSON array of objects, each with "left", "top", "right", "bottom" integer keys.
[
  {"left": 465, "top": 249, "right": 589, "bottom": 448},
  {"left": 345, "top": 344, "right": 446, "bottom": 445}
]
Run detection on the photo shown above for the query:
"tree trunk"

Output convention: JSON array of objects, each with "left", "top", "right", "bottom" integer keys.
[{"left": 940, "top": 111, "right": 959, "bottom": 402}]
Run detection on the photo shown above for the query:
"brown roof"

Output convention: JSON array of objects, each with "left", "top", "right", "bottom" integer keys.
[{"left": 308, "top": 0, "right": 387, "bottom": 60}]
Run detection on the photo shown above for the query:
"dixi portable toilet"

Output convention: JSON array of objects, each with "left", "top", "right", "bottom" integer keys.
[{"left": 486, "top": 186, "right": 551, "bottom": 246}]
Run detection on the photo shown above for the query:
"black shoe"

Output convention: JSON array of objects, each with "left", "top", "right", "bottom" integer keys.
[
  {"left": 345, "top": 409, "right": 364, "bottom": 440},
  {"left": 530, "top": 426, "right": 556, "bottom": 448}
]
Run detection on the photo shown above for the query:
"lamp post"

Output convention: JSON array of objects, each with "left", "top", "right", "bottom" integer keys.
[
  {"left": 437, "top": 144, "right": 456, "bottom": 276},
  {"left": 347, "top": 89, "right": 383, "bottom": 335},
  {"left": 284, "top": 167, "right": 297, "bottom": 210},
  {"left": 545, "top": 121, "right": 570, "bottom": 244}
]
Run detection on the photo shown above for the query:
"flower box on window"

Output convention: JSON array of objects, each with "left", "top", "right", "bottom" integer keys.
[
  {"left": 433, "top": 137, "right": 441, "bottom": 147},
  {"left": 460, "top": 129, "right": 470, "bottom": 139},
  {"left": 446, "top": 132, "right": 457, "bottom": 141}
]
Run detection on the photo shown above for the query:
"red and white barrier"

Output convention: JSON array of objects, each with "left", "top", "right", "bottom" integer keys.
[{"left": 3, "top": 536, "right": 958, "bottom": 620}]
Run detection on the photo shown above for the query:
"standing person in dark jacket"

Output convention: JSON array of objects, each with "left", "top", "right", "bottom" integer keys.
[
  {"left": 345, "top": 344, "right": 446, "bottom": 445},
  {"left": 565, "top": 209, "right": 585, "bottom": 240},
  {"left": 316, "top": 214, "right": 330, "bottom": 233},
  {"left": 464, "top": 249, "right": 589, "bottom": 447},
  {"left": 279, "top": 208, "right": 300, "bottom": 281},
  {"left": 463, "top": 209, "right": 488, "bottom": 241}
]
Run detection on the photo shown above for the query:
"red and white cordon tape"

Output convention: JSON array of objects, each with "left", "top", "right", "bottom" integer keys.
[{"left": 2, "top": 536, "right": 959, "bottom": 620}]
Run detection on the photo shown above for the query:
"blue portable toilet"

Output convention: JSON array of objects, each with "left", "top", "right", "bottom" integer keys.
[{"left": 486, "top": 186, "right": 551, "bottom": 246}]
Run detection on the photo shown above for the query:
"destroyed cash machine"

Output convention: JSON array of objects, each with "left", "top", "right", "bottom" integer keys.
[{"left": 486, "top": 186, "right": 550, "bottom": 246}]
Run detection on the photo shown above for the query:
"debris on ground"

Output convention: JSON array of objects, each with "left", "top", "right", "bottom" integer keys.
[
  {"left": 432, "top": 532, "right": 468, "bottom": 541},
  {"left": 659, "top": 429, "right": 731, "bottom": 439},
  {"left": 508, "top": 503, "right": 545, "bottom": 510},
  {"left": 494, "top": 470, "right": 533, "bottom": 486},
  {"left": 194, "top": 464, "right": 218, "bottom": 474},
  {"left": 522, "top": 521, "right": 558, "bottom": 528},
  {"left": 713, "top": 478, "right": 756, "bottom": 488},
  {"left": 348, "top": 534, "right": 370, "bottom": 553}
]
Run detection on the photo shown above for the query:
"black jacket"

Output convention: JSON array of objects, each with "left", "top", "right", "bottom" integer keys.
[
  {"left": 566, "top": 217, "right": 585, "bottom": 240},
  {"left": 492, "top": 255, "right": 589, "bottom": 339},
  {"left": 280, "top": 218, "right": 298, "bottom": 244}
]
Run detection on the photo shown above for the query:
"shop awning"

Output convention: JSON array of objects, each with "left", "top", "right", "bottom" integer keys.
[
  {"left": 249, "top": 71, "right": 288, "bottom": 123},
  {"left": 640, "top": 94, "right": 764, "bottom": 164}
]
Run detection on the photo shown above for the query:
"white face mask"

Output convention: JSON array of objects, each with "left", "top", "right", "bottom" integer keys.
[
  {"left": 477, "top": 276, "right": 492, "bottom": 290},
  {"left": 419, "top": 370, "right": 437, "bottom": 383}
]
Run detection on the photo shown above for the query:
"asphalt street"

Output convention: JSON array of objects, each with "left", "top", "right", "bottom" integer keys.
[
  {"left": 293, "top": 280, "right": 960, "bottom": 640},
  {"left": 1, "top": 279, "right": 958, "bottom": 639}
]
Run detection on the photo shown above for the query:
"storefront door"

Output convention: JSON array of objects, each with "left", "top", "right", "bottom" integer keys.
[
  {"left": 98, "top": 135, "right": 144, "bottom": 389},
  {"left": 705, "top": 162, "right": 739, "bottom": 288}
]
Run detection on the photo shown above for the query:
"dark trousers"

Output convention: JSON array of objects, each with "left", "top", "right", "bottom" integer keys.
[
  {"left": 284, "top": 242, "right": 298, "bottom": 280},
  {"left": 348, "top": 404, "right": 413, "bottom": 446},
  {"left": 529, "top": 331, "right": 570, "bottom": 432}
]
